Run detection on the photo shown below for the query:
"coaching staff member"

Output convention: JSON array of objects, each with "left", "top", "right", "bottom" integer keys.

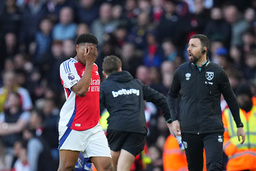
[
  {"left": 100, "top": 55, "right": 173, "bottom": 171},
  {"left": 168, "top": 34, "right": 245, "bottom": 171}
]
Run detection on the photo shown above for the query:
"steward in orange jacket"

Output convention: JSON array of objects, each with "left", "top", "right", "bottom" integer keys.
[
  {"left": 163, "top": 135, "right": 206, "bottom": 171},
  {"left": 223, "top": 84, "right": 256, "bottom": 171}
]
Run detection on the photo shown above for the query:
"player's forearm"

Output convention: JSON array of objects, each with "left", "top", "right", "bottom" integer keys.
[{"left": 72, "top": 64, "right": 94, "bottom": 97}]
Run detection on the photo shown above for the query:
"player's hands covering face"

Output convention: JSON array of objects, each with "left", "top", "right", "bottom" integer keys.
[{"left": 83, "top": 44, "right": 98, "bottom": 65}]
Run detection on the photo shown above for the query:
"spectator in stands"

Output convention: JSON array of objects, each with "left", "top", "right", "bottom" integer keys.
[
  {"left": 0, "top": 139, "right": 13, "bottom": 170},
  {"left": 229, "top": 45, "right": 244, "bottom": 70},
  {"left": 143, "top": 32, "right": 164, "bottom": 68},
  {"left": 0, "top": 92, "right": 30, "bottom": 151},
  {"left": 0, "top": 70, "right": 33, "bottom": 113},
  {"left": 120, "top": 42, "right": 143, "bottom": 77},
  {"left": 75, "top": 0, "right": 99, "bottom": 27},
  {"left": 156, "top": 0, "right": 179, "bottom": 44},
  {"left": 40, "top": 98, "right": 59, "bottom": 154},
  {"left": 244, "top": 7, "right": 256, "bottom": 26},
  {"left": 241, "top": 29, "right": 256, "bottom": 55},
  {"left": 23, "top": 125, "right": 56, "bottom": 171},
  {"left": 45, "top": 0, "right": 76, "bottom": 18},
  {"left": 128, "top": 12, "right": 154, "bottom": 50},
  {"left": 161, "top": 38, "right": 178, "bottom": 62},
  {"left": 0, "top": 0, "right": 22, "bottom": 38},
  {"left": 243, "top": 51, "right": 256, "bottom": 81},
  {"left": 20, "top": 0, "right": 48, "bottom": 50},
  {"left": 203, "top": 7, "right": 232, "bottom": 48},
  {"left": 12, "top": 144, "right": 29, "bottom": 171},
  {"left": 146, "top": 145, "right": 163, "bottom": 171},
  {"left": 212, "top": 47, "right": 233, "bottom": 71},
  {"left": 136, "top": 65, "right": 151, "bottom": 85},
  {"left": 123, "top": 0, "right": 139, "bottom": 26},
  {"left": 40, "top": 40, "right": 64, "bottom": 94},
  {"left": 52, "top": 6, "right": 77, "bottom": 41},
  {"left": 91, "top": 2, "right": 119, "bottom": 46},
  {"left": 0, "top": 32, "right": 20, "bottom": 71},
  {"left": 112, "top": 4, "right": 131, "bottom": 29},
  {"left": 223, "top": 4, "right": 250, "bottom": 47},
  {"left": 33, "top": 17, "right": 53, "bottom": 65},
  {"left": 148, "top": 66, "right": 165, "bottom": 94},
  {"left": 62, "top": 39, "right": 76, "bottom": 58},
  {"left": 76, "top": 23, "right": 90, "bottom": 37},
  {"left": 114, "top": 25, "right": 129, "bottom": 49}
]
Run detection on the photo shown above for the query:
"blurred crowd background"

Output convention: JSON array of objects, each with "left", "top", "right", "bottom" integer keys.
[{"left": 0, "top": 0, "right": 256, "bottom": 170}]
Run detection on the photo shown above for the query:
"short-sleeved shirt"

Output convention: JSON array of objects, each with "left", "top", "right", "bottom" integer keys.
[{"left": 59, "top": 58, "right": 100, "bottom": 131}]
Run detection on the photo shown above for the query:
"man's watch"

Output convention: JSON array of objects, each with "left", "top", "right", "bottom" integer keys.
[{"left": 237, "top": 123, "right": 244, "bottom": 128}]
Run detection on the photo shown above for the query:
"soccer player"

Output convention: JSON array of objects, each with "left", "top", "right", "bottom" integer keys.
[
  {"left": 100, "top": 55, "right": 173, "bottom": 171},
  {"left": 58, "top": 33, "right": 113, "bottom": 171}
]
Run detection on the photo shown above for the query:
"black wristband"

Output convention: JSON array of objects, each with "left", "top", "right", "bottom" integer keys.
[
  {"left": 237, "top": 122, "right": 243, "bottom": 128},
  {"left": 166, "top": 118, "right": 172, "bottom": 123}
]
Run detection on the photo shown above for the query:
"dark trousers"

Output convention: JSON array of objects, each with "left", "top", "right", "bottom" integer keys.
[{"left": 182, "top": 132, "right": 223, "bottom": 171}]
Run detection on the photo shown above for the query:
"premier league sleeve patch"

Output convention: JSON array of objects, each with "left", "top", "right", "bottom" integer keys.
[{"left": 68, "top": 73, "right": 75, "bottom": 80}]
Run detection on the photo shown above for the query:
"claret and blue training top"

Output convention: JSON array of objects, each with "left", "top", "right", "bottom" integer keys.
[{"left": 59, "top": 58, "right": 100, "bottom": 131}]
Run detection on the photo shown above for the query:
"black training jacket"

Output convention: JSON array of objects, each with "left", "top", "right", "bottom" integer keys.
[
  {"left": 100, "top": 71, "right": 171, "bottom": 134},
  {"left": 168, "top": 61, "right": 242, "bottom": 134}
]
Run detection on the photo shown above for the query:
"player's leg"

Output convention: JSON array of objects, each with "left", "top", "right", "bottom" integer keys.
[
  {"left": 58, "top": 127, "right": 86, "bottom": 171},
  {"left": 90, "top": 156, "right": 113, "bottom": 171},
  {"left": 106, "top": 130, "right": 128, "bottom": 171},
  {"left": 117, "top": 149, "right": 135, "bottom": 171},
  {"left": 110, "top": 150, "right": 120, "bottom": 171},
  {"left": 58, "top": 150, "right": 80, "bottom": 171},
  {"left": 85, "top": 124, "right": 113, "bottom": 171},
  {"left": 117, "top": 132, "right": 146, "bottom": 171}
]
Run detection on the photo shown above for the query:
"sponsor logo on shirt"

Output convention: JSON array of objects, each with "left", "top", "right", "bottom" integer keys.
[
  {"left": 88, "top": 78, "right": 100, "bottom": 92},
  {"left": 112, "top": 88, "right": 140, "bottom": 97}
]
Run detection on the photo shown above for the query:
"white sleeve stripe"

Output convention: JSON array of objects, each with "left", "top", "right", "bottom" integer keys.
[
  {"left": 63, "top": 61, "right": 68, "bottom": 73},
  {"left": 64, "top": 60, "right": 71, "bottom": 73}
]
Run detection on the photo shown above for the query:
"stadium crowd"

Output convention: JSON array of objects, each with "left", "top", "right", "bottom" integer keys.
[{"left": 0, "top": 0, "right": 256, "bottom": 170}]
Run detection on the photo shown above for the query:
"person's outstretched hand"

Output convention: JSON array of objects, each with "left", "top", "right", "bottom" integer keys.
[{"left": 237, "top": 127, "right": 246, "bottom": 144}]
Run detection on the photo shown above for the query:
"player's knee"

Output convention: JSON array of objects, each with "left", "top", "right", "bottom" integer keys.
[
  {"left": 99, "top": 162, "right": 113, "bottom": 171},
  {"left": 57, "top": 164, "right": 75, "bottom": 171}
]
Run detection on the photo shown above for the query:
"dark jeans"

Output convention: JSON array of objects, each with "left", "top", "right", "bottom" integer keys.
[{"left": 182, "top": 132, "right": 224, "bottom": 171}]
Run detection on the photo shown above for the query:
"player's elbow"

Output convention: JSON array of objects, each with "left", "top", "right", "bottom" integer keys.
[{"left": 76, "top": 91, "right": 87, "bottom": 97}]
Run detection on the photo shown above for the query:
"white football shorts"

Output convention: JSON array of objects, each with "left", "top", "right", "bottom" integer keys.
[{"left": 58, "top": 123, "right": 111, "bottom": 158}]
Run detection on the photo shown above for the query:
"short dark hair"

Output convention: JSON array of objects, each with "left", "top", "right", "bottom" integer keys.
[
  {"left": 102, "top": 55, "right": 122, "bottom": 75},
  {"left": 190, "top": 34, "right": 210, "bottom": 52},
  {"left": 75, "top": 33, "right": 98, "bottom": 45}
]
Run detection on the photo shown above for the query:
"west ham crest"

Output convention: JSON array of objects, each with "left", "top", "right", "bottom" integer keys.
[{"left": 205, "top": 72, "right": 214, "bottom": 81}]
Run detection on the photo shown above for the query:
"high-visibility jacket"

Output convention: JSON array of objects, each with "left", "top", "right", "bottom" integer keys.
[
  {"left": 163, "top": 135, "right": 206, "bottom": 171},
  {"left": 223, "top": 104, "right": 256, "bottom": 171},
  {"left": 253, "top": 96, "right": 256, "bottom": 106}
]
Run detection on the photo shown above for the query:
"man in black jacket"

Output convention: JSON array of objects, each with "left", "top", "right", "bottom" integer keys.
[
  {"left": 100, "top": 55, "right": 172, "bottom": 171},
  {"left": 168, "top": 34, "right": 245, "bottom": 171}
]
